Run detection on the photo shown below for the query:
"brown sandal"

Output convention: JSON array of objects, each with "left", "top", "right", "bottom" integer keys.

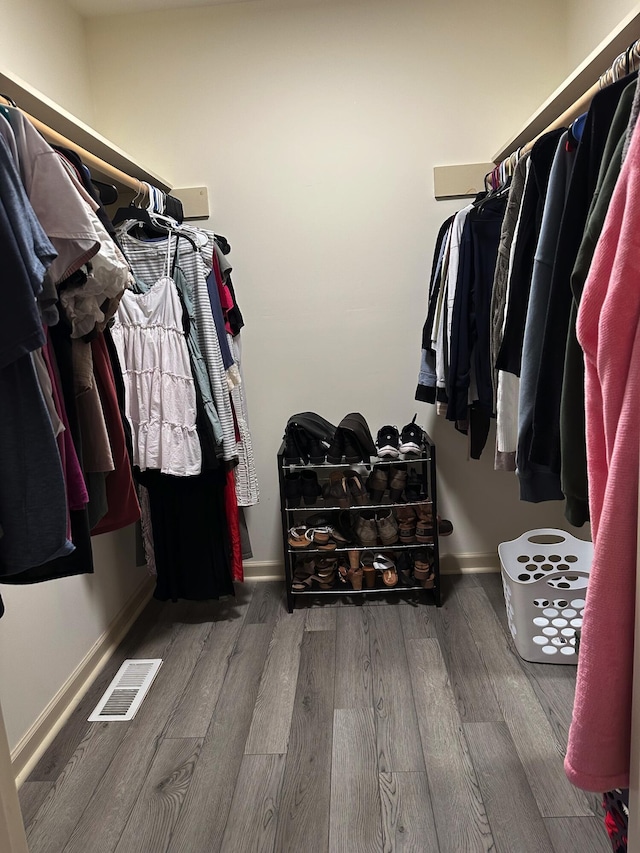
[
  {"left": 361, "top": 550, "right": 376, "bottom": 588},
  {"left": 288, "top": 526, "right": 310, "bottom": 549},
  {"left": 346, "top": 550, "right": 364, "bottom": 590},
  {"left": 346, "top": 471, "right": 369, "bottom": 506},
  {"left": 374, "top": 553, "right": 398, "bottom": 588}
]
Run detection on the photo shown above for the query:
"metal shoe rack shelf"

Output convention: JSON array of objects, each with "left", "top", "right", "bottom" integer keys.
[{"left": 277, "top": 432, "right": 442, "bottom": 612}]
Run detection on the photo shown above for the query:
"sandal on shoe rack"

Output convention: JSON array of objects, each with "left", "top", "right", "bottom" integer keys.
[
  {"left": 338, "top": 552, "right": 364, "bottom": 591},
  {"left": 373, "top": 553, "right": 398, "bottom": 588},
  {"left": 305, "top": 526, "right": 338, "bottom": 550},
  {"left": 292, "top": 557, "right": 337, "bottom": 591},
  {"left": 288, "top": 526, "right": 310, "bottom": 549},
  {"left": 345, "top": 470, "right": 368, "bottom": 506},
  {"left": 361, "top": 550, "right": 376, "bottom": 589}
]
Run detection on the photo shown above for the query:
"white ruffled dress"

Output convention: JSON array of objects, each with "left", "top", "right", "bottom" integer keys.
[{"left": 112, "top": 273, "right": 202, "bottom": 477}]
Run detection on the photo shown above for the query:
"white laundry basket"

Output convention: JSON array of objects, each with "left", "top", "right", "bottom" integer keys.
[{"left": 498, "top": 528, "right": 593, "bottom": 664}]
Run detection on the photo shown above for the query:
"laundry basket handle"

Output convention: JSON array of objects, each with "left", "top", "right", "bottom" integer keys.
[
  {"left": 541, "top": 569, "right": 589, "bottom": 590},
  {"left": 522, "top": 529, "right": 571, "bottom": 545}
]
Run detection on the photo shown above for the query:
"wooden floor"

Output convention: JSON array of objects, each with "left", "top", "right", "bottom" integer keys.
[{"left": 18, "top": 574, "right": 611, "bottom": 853}]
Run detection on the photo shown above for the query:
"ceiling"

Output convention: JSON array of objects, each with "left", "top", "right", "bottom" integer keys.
[{"left": 68, "top": 0, "right": 259, "bottom": 17}]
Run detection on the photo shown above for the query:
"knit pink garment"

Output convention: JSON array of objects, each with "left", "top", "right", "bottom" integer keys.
[{"left": 567, "top": 117, "right": 640, "bottom": 792}]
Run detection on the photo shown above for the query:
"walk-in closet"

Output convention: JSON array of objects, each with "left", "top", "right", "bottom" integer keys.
[{"left": 2, "top": 0, "right": 640, "bottom": 851}]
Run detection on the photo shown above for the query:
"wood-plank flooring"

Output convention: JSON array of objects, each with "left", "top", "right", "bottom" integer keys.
[{"left": 19, "top": 574, "right": 611, "bottom": 853}]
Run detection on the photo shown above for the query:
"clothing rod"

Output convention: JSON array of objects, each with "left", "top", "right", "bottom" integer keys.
[
  {"left": 519, "top": 84, "right": 597, "bottom": 157},
  {"left": 0, "top": 96, "right": 145, "bottom": 194},
  {"left": 510, "top": 38, "right": 640, "bottom": 160}
]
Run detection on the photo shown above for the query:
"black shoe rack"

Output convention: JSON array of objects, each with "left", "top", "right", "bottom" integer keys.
[{"left": 277, "top": 432, "right": 442, "bottom": 612}]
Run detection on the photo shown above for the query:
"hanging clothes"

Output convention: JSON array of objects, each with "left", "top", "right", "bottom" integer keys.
[
  {"left": 516, "top": 130, "right": 575, "bottom": 503},
  {"left": 136, "top": 467, "right": 235, "bottom": 601},
  {"left": 118, "top": 229, "right": 238, "bottom": 462},
  {"left": 565, "top": 94, "right": 640, "bottom": 794},
  {"left": 561, "top": 80, "right": 637, "bottom": 526},
  {"left": 530, "top": 74, "right": 638, "bottom": 501},
  {"left": 493, "top": 154, "right": 530, "bottom": 471},
  {"left": 446, "top": 194, "right": 506, "bottom": 457},
  {"left": 89, "top": 331, "right": 141, "bottom": 536},
  {"left": 112, "top": 238, "right": 203, "bottom": 478}
]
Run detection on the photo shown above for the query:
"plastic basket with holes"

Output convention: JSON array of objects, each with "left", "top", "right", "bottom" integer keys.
[{"left": 498, "top": 528, "right": 593, "bottom": 664}]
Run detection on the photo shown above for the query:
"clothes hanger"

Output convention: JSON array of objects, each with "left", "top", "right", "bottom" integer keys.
[
  {"left": 91, "top": 180, "right": 118, "bottom": 206},
  {"left": 0, "top": 93, "right": 17, "bottom": 123},
  {"left": 112, "top": 181, "right": 170, "bottom": 235}
]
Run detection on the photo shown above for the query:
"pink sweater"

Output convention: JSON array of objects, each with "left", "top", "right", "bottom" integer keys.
[{"left": 567, "top": 117, "right": 640, "bottom": 792}]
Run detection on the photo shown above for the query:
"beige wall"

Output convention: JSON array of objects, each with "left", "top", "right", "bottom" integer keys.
[
  {"left": 0, "top": 0, "right": 94, "bottom": 123},
  {"left": 0, "top": 530, "right": 148, "bottom": 751},
  {"left": 87, "top": 0, "right": 574, "bottom": 573},
  {"left": 565, "top": 0, "right": 640, "bottom": 69}
]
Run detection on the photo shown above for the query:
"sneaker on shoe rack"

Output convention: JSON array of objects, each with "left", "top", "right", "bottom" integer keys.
[
  {"left": 399, "top": 414, "right": 424, "bottom": 457},
  {"left": 376, "top": 425, "right": 400, "bottom": 459}
]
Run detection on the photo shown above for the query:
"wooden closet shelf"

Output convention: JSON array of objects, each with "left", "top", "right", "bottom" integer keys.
[
  {"left": 434, "top": 2, "right": 640, "bottom": 198},
  {"left": 0, "top": 65, "right": 172, "bottom": 192}
]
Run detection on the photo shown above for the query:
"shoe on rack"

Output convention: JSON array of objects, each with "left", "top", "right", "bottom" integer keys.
[
  {"left": 394, "top": 505, "right": 417, "bottom": 524},
  {"left": 346, "top": 470, "right": 368, "bottom": 506},
  {"left": 361, "top": 550, "right": 376, "bottom": 588},
  {"left": 323, "top": 471, "right": 350, "bottom": 507},
  {"left": 413, "top": 550, "right": 435, "bottom": 589},
  {"left": 399, "top": 519, "right": 417, "bottom": 545},
  {"left": 396, "top": 552, "right": 413, "bottom": 586},
  {"left": 284, "top": 472, "right": 303, "bottom": 506},
  {"left": 284, "top": 432, "right": 301, "bottom": 464},
  {"left": 334, "top": 510, "right": 358, "bottom": 544},
  {"left": 354, "top": 511, "right": 378, "bottom": 547},
  {"left": 326, "top": 431, "right": 344, "bottom": 465},
  {"left": 292, "top": 557, "right": 315, "bottom": 590},
  {"left": 346, "top": 550, "right": 364, "bottom": 590},
  {"left": 405, "top": 469, "right": 425, "bottom": 502},
  {"left": 344, "top": 436, "right": 364, "bottom": 464},
  {"left": 366, "top": 465, "right": 388, "bottom": 502},
  {"left": 388, "top": 464, "right": 408, "bottom": 502},
  {"left": 399, "top": 414, "right": 424, "bottom": 458},
  {"left": 416, "top": 517, "right": 434, "bottom": 544},
  {"left": 305, "top": 526, "right": 337, "bottom": 551},
  {"left": 308, "top": 437, "right": 326, "bottom": 464},
  {"left": 415, "top": 502, "right": 433, "bottom": 521},
  {"left": 301, "top": 470, "right": 322, "bottom": 505},
  {"left": 374, "top": 552, "right": 398, "bottom": 587},
  {"left": 376, "top": 509, "right": 399, "bottom": 546},
  {"left": 376, "top": 425, "right": 400, "bottom": 459},
  {"left": 288, "top": 525, "right": 310, "bottom": 549}
]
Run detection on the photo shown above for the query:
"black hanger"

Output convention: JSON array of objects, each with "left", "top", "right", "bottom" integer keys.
[
  {"left": 111, "top": 204, "right": 170, "bottom": 237},
  {"left": 91, "top": 180, "right": 118, "bottom": 206}
]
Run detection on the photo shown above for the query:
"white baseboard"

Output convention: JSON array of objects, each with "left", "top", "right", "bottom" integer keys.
[
  {"left": 439, "top": 551, "right": 500, "bottom": 574},
  {"left": 243, "top": 560, "right": 285, "bottom": 581},
  {"left": 243, "top": 552, "right": 500, "bottom": 582},
  {"left": 12, "top": 576, "right": 155, "bottom": 788}
]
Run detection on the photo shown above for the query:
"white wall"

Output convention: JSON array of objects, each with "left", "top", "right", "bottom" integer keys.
[
  {"left": 0, "top": 0, "right": 95, "bottom": 123},
  {"left": 0, "top": 0, "right": 146, "bottom": 755},
  {"left": 86, "top": 0, "right": 576, "bottom": 575},
  {"left": 565, "top": 0, "right": 640, "bottom": 69}
]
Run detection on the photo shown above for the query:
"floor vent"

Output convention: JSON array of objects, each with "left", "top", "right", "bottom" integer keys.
[{"left": 88, "top": 659, "right": 162, "bottom": 722}]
